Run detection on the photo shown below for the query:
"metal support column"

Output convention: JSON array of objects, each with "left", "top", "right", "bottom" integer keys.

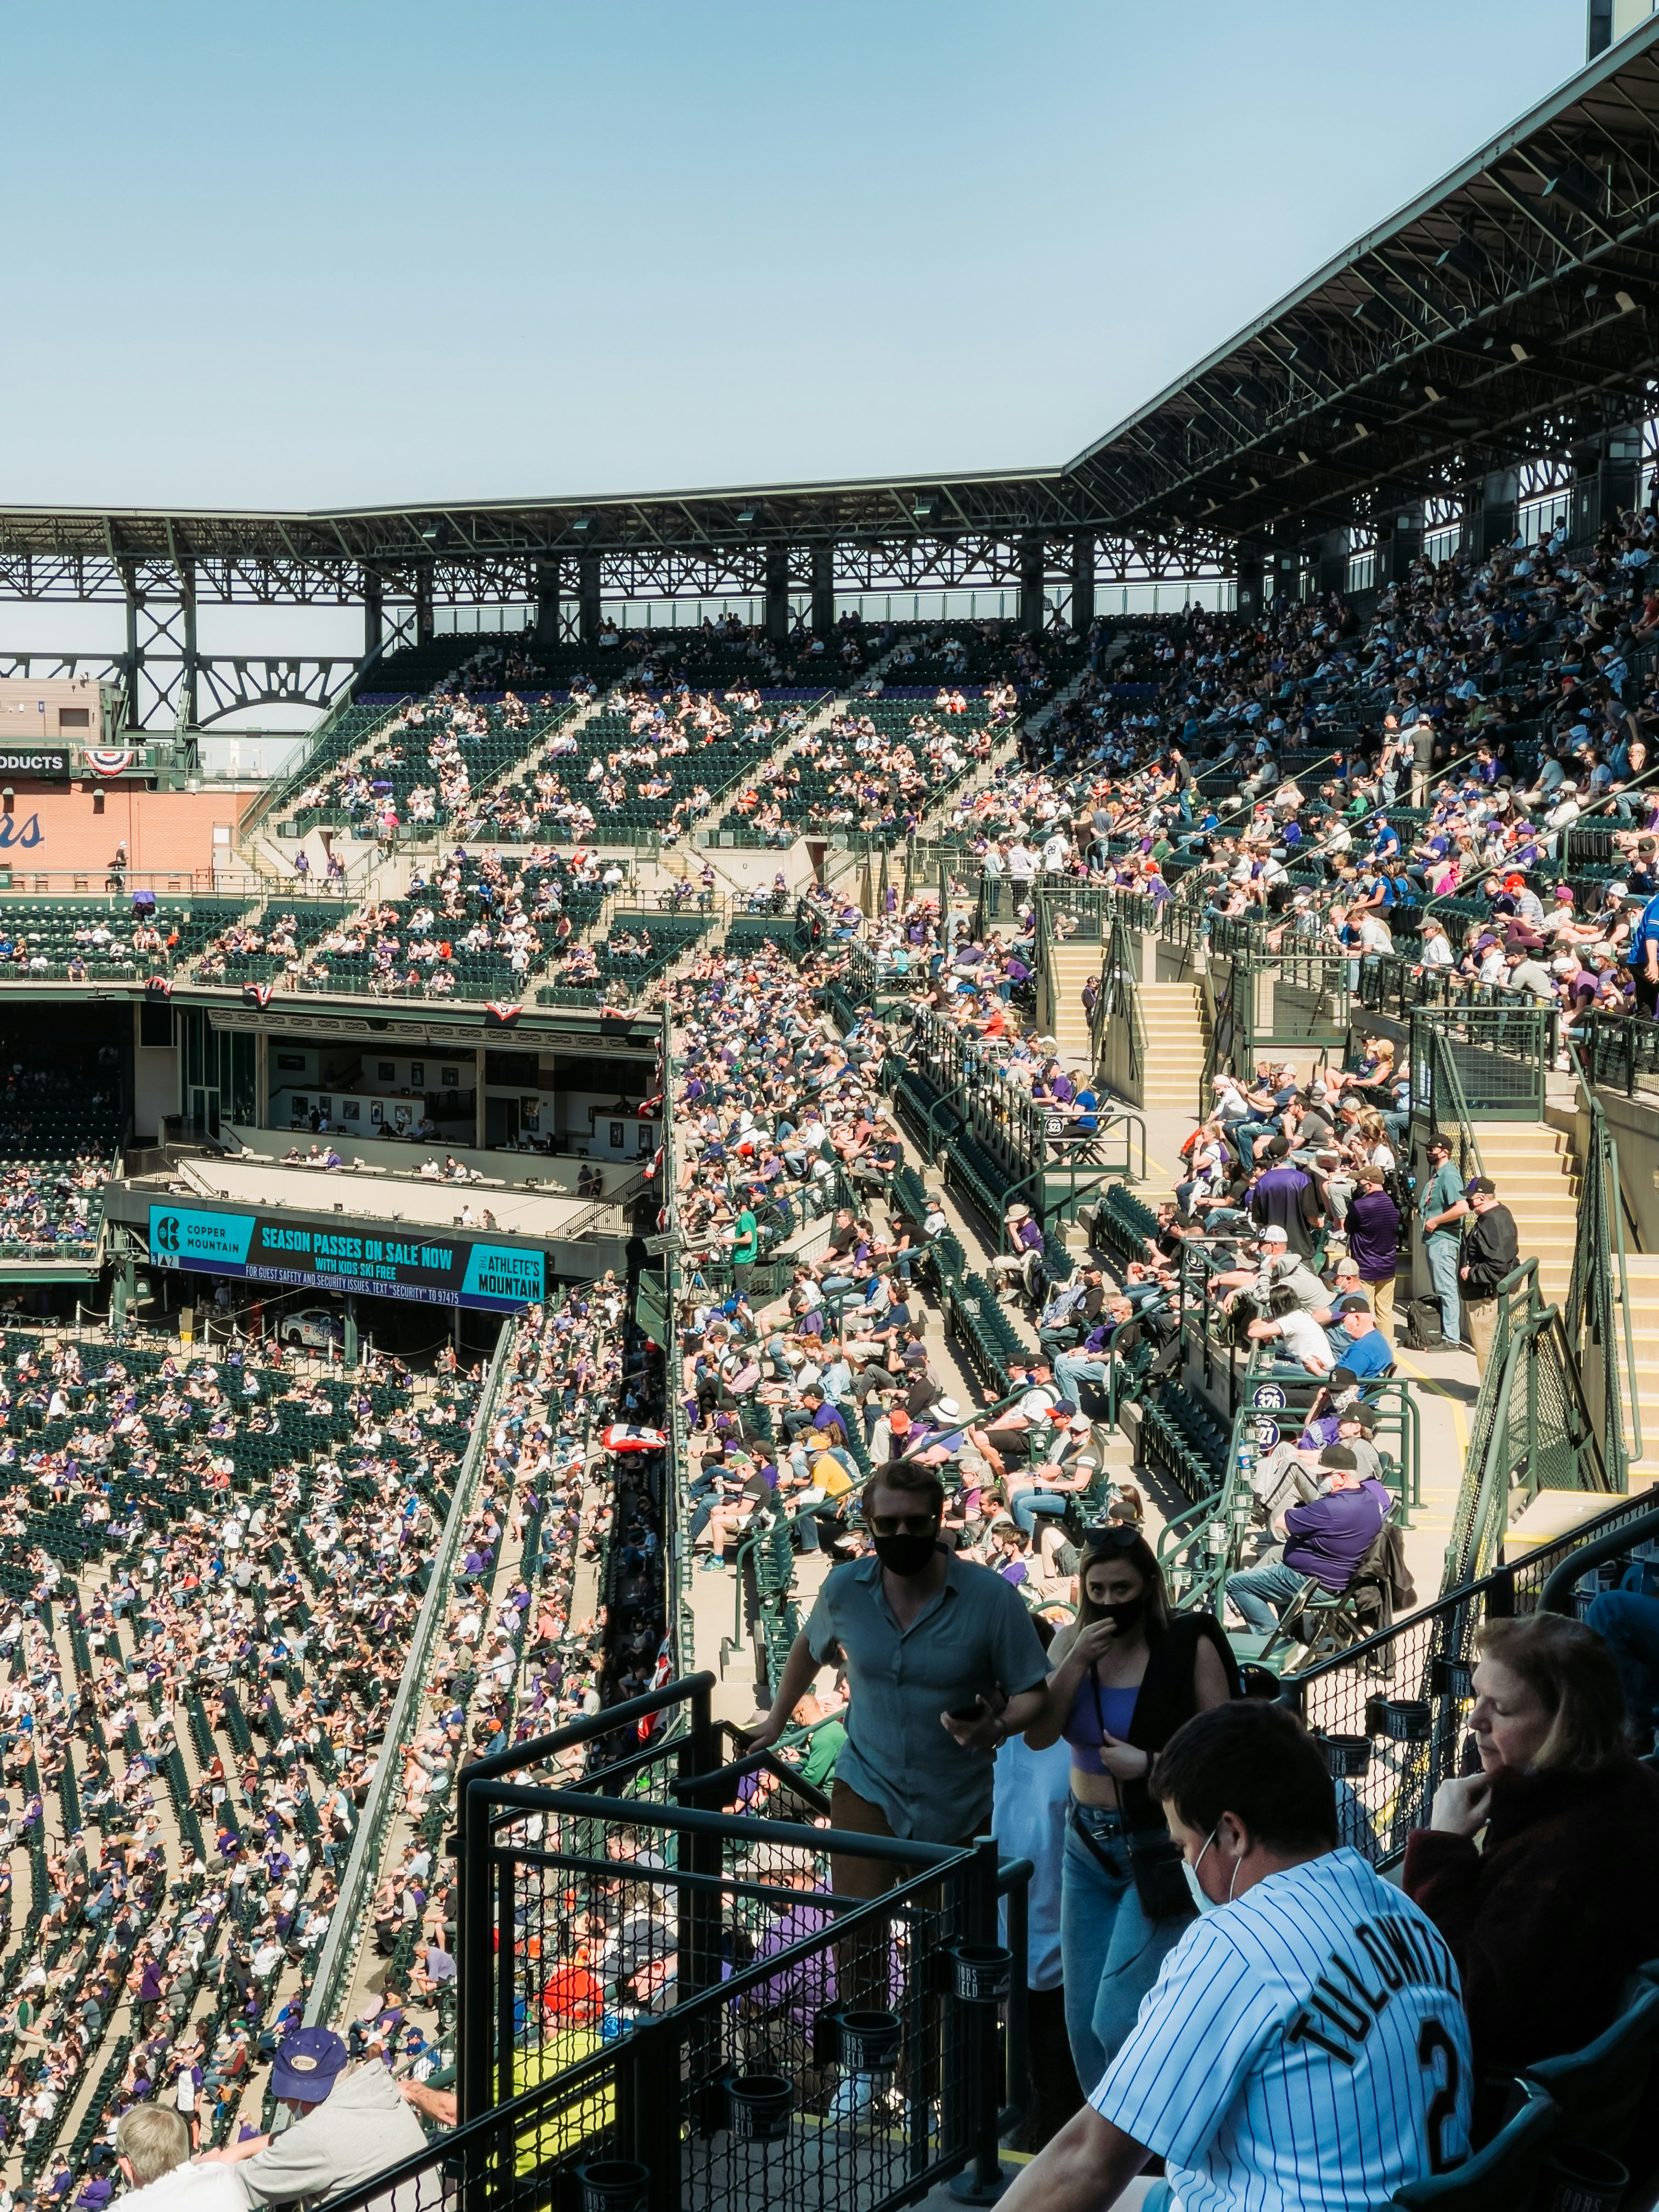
[
  {"left": 363, "top": 571, "right": 383, "bottom": 662},
  {"left": 122, "top": 561, "right": 143, "bottom": 732},
  {"left": 764, "top": 545, "right": 789, "bottom": 644},
  {"left": 578, "top": 549, "right": 602, "bottom": 644},
  {"left": 1604, "top": 425, "right": 1644, "bottom": 528},
  {"left": 1235, "top": 541, "right": 1265, "bottom": 618},
  {"left": 811, "top": 542, "right": 834, "bottom": 636},
  {"left": 534, "top": 557, "right": 561, "bottom": 645},
  {"left": 475, "top": 1045, "right": 487, "bottom": 1149},
  {"left": 179, "top": 558, "right": 199, "bottom": 732},
  {"left": 1378, "top": 503, "right": 1424, "bottom": 586},
  {"left": 1070, "top": 531, "right": 1095, "bottom": 635},
  {"left": 1478, "top": 470, "right": 1520, "bottom": 557},
  {"left": 415, "top": 567, "right": 435, "bottom": 647},
  {"left": 255, "top": 1030, "right": 269, "bottom": 1130},
  {"left": 1313, "top": 528, "right": 1348, "bottom": 599},
  {"left": 1019, "top": 532, "right": 1045, "bottom": 635}
]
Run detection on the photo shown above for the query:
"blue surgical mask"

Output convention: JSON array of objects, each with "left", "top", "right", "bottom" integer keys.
[
  {"left": 1182, "top": 1826, "right": 1240, "bottom": 1915},
  {"left": 1182, "top": 1827, "right": 1220, "bottom": 1915}
]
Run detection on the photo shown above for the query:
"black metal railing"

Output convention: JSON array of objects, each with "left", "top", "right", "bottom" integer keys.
[
  {"left": 373, "top": 1676, "right": 1041, "bottom": 2212},
  {"left": 1578, "top": 1005, "right": 1659, "bottom": 1097},
  {"left": 1442, "top": 1260, "right": 1613, "bottom": 1596},
  {"left": 1285, "top": 1491, "right": 1659, "bottom": 1866},
  {"left": 1564, "top": 1053, "right": 1641, "bottom": 1491}
]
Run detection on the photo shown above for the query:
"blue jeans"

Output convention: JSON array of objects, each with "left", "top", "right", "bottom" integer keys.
[
  {"left": 1011, "top": 1491, "right": 1071, "bottom": 1534},
  {"left": 1229, "top": 1119, "right": 1276, "bottom": 1166},
  {"left": 1585, "top": 1589, "right": 1659, "bottom": 1733},
  {"left": 1425, "top": 1233, "right": 1462, "bottom": 1345},
  {"left": 1054, "top": 1352, "right": 1110, "bottom": 1407},
  {"left": 1061, "top": 1803, "right": 1190, "bottom": 2092},
  {"left": 1228, "top": 1558, "right": 1307, "bottom": 1632}
]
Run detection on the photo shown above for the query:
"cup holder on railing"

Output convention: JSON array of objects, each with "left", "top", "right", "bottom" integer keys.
[{"left": 726, "top": 2071, "right": 795, "bottom": 2141}]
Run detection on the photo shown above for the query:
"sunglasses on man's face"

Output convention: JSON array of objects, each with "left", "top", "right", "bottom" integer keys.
[{"left": 868, "top": 1513, "right": 939, "bottom": 1537}]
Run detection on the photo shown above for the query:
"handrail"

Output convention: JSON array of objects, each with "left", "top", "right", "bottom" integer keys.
[
  {"left": 1444, "top": 1256, "right": 1612, "bottom": 1596},
  {"left": 1564, "top": 1039, "right": 1641, "bottom": 1487},
  {"left": 1414, "top": 1015, "right": 1486, "bottom": 1184},
  {"left": 303, "top": 1317, "right": 515, "bottom": 2027},
  {"left": 1099, "top": 908, "right": 1147, "bottom": 1100},
  {"left": 1539, "top": 1499, "right": 1659, "bottom": 1613},
  {"left": 1554, "top": 744, "right": 1659, "bottom": 842},
  {"left": 998, "top": 1126, "right": 1150, "bottom": 1236}
]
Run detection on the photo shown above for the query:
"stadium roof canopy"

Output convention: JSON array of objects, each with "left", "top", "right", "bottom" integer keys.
[
  {"left": 1064, "top": 12, "right": 1659, "bottom": 550},
  {"left": 8, "top": 19, "right": 1659, "bottom": 606}
]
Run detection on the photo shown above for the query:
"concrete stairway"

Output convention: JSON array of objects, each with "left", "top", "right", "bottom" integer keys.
[
  {"left": 1471, "top": 1123, "right": 1578, "bottom": 1309},
  {"left": 1137, "top": 980, "right": 1208, "bottom": 1114},
  {"left": 1042, "top": 941, "right": 1102, "bottom": 1063}
]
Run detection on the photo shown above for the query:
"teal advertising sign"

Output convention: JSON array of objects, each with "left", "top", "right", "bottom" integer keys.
[{"left": 147, "top": 1202, "right": 545, "bottom": 1312}]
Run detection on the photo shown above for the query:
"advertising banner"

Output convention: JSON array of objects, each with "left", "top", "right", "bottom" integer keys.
[
  {"left": 147, "top": 1201, "right": 545, "bottom": 1312},
  {"left": 0, "top": 749, "right": 70, "bottom": 778}
]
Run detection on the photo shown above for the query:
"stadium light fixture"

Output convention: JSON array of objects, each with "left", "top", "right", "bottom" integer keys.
[
  {"left": 1437, "top": 232, "right": 1488, "bottom": 278},
  {"left": 1543, "top": 161, "right": 1602, "bottom": 217},
  {"left": 912, "top": 495, "right": 936, "bottom": 521},
  {"left": 736, "top": 506, "right": 757, "bottom": 525},
  {"left": 571, "top": 515, "right": 591, "bottom": 533}
]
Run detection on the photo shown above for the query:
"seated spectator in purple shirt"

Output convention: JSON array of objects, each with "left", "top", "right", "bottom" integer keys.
[
  {"left": 990, "top": 1203, "right": 1046, "bottom": 1291},
  {"left": 1227, "top": 1447, "right": 1389, "bottom": 1633}
]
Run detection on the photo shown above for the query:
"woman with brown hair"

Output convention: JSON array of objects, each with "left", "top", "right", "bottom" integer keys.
[
  {"left": 1404, "top": 1612, "right": 1659, "bottom": 2091},
  {"left": 1023, "top": 1526, "right": 1237, "bottom": 2089}
]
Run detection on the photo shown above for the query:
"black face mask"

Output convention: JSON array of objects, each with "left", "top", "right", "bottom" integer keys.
[
  {"left": 1098, "top": 1595, "right": 1144, "bottom": 1633},
  {"left": 873, "top": 1531, "right": 939, "bottom": 1577}
]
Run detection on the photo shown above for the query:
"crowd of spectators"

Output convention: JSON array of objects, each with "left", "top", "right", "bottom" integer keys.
[
  {"left": 657, "top": 872, "right": 1657, "bottom": 2208},
  {"left": 727, "top": 697, "right": 1000, "bottom": 842},
  {"left": 0, "top": 1263, "right": 640, "bottom": 2209},
  {"left": 0, "top": 1045, "right": 122, "bottom": 1263}
]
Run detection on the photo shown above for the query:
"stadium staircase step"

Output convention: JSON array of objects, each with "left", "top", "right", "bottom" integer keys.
[
  {"left": 475, "top": 688, "right": 611, "bottom": 810},
  {"left": 701, "top": 682, "right": 858, "bottom": 841},
  {"left": 1017, "top": 658, "right": 1100, "bottom": 758},
  {"left": 1135, "top": 980, "right": 1207, "bottom": 1111},
  {"left": 1041, "top": 943, "right": 1101, "bottom": 1062},
  {"left": 1470, "top": 1123, "right": 1577, "bottom": 1308}
]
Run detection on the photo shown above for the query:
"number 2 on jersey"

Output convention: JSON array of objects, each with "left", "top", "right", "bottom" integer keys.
[{"left": 1418, "top": 2018, "right": 1462, "bottom": 2174}]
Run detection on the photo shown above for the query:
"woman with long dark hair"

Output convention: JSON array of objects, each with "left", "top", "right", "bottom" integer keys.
[{"left": 1023, "top": 1525, "right": 1237, "bottom": 2089}]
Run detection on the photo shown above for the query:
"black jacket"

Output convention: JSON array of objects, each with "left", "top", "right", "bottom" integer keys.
[
  {"left": 1460, "top": 1203, "right": 1519, "bottom": 1297},
  {"left": 1119, "top": 1613, "right": 1242, "bottom": 1831}
]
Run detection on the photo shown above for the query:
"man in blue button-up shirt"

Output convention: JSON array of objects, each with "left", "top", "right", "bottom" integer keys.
[{"left": 749, "top": 1463, "right": 1049, "bottom": 1889}]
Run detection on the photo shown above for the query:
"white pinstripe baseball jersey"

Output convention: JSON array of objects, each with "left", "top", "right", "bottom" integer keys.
[{"left": 1091, "top": 1847, "right": 1472, "bottom": 2210}]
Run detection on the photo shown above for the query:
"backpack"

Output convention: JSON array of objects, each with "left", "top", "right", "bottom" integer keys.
[{"left": 1400, "top": 1296, "right": 1446, "bottom": 1354}]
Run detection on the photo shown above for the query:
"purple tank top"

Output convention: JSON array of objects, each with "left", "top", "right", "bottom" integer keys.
[{"left": 1062, "top": 1670, "right": 1139, "bottom": 1774}]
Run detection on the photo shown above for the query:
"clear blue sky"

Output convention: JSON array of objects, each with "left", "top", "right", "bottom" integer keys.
[{"left": 2, "top": 1, "right": 1586, "bottom": 512}]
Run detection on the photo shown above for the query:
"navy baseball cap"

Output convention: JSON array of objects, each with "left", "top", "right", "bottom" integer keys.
[{"left": 272, "top": 2025, "right": 347, "bottom": 2103}]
